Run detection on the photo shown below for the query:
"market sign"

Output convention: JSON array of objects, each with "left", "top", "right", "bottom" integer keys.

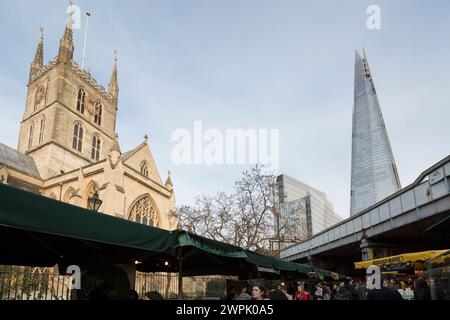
[
  {"left": 257, "top": 266, "right": 280, "bottom": 275},
  {"left": 354, "top": 250, "right": 449, "bottom": 269}
]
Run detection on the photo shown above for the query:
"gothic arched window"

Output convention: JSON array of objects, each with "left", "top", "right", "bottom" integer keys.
[
  {"left": 33, "top": 89, "right": 39, "bottom": 112},
  {"left": 28, "top": 122, "right": 34, "bottom": 149},
  {"left": 129, "top": 196, "right": 157, "bottom": 226},
  {"left": 39, "top": 116, "right": 45, "bottom": 144},
  {"left": 72, "top": 122, "right": 83, "bottom": 152},
  {"left": 91, "top": 134, "right": 101, "bottom": 161},
  {"left": 94, "top": 101, "right": 102, "bottom": 126},
  {"left": 63, "top": 187, "right": 76, "bottom": 205},
  {"left": 140, "top": 160, "right": 148, "bottom": 177},
  {"left": 76, "top": 88, "right": 85, "bottom": 114}
]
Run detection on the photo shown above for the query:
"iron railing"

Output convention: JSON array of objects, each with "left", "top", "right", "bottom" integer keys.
[
  {"left": 135, "top": 272, "right": 236, "bottom": 300},
  {"left": 0, "top": 267, "right": 71, "bottom": 300},
  {"left": 0, "top": 266, "right": 236, "bottom": 300}
]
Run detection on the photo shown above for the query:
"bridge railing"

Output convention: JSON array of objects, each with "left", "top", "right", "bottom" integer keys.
[{"left": 281, "top": 157, "right": 450, "bottom": 260}]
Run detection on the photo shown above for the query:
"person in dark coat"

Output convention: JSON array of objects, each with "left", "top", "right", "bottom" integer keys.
[
  {"left": 89, "top": 282, "right": 114, "bottom": 301},
  {"left": 367, "top": 280, "right": 403, "bottom": 300},
  {"left": 345, "top": 280, "right": 359, "bottom": 300},
  {"left": 332, "top": 284, "right": 351, "bottom": 300},
  {"left": 356, "top": 281, "right": 367, "bottom": 300},
  {"left": 414, "top": 278, "right": 431, "bottom": 300},
  {"left": 127, "top": 290, "right": 139, "bottom": 300},
  {"left": 268, "top": 289, "right": 289, "bottom": 300},
  {"left": 144, "top": 291, "right": 164, "bottom": 300},
  {"left": 234, "top": 285, "right": 252, "bottom": 300}
]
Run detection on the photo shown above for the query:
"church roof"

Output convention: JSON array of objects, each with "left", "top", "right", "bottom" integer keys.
[
  {"left": 120, "top": 142, "right": 146, "bottom": 162},
  {"left": 120, "top": 149, "right": 133, "bottom": 160},
  {"left": 0, "top": 143, "right": 41, "bottom": 179}
]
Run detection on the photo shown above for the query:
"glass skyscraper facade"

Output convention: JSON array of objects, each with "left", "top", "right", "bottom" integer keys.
[
  {"left": 350, "top": 50, "right": 401, "bottom": 216},
  {"left": 275, "top": 174, "right": 342, "bottom": 248}
]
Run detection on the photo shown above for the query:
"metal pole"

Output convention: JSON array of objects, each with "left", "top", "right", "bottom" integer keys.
[
  {"left": 81, "top": 12, "right": 91, "bottom": 69},
  {"left": 273, "top": 181, "right": 281, "bottom": 255},
  {"left": 178, "top": 246, "right": 183, "bottom": 300}
]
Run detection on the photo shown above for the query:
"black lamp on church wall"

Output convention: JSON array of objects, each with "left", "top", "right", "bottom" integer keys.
[{"left": 87, "top": 191, "right": 102, "bottom": 212}]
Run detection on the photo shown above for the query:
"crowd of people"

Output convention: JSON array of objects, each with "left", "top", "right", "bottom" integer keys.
[
  {"left": 231, "top": 277, "right": 445, "bottom": 300},
  {"left": 88, "top": 284, "right": 165, "bottom": 301},
  {"left": 86, "top": 277, "right": 446, "bottom": 300}
]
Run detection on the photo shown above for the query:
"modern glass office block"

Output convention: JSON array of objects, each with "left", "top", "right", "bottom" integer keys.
[{"left": 275, "top": 174, "right": 343, "bottom": 239}]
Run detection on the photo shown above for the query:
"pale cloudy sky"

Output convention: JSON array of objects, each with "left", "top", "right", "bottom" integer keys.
[{"left": 0, "top": 1, "right": 449, "bottom": 218}]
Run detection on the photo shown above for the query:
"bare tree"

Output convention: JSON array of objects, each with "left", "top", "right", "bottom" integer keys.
[{"left": 177, "top": 165, "right": 276, "bottom": 252}]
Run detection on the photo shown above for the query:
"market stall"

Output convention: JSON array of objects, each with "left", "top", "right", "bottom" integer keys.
[
  {"left": 0, "top": 183, "right": 340, "bottom": 299},
  {"left": 354, "top": 249, "right": 450, "bottom": 299}
]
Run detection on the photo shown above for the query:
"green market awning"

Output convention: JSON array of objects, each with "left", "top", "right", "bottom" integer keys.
[
  {"left": 245, "top": 250, "right": 312, "bottom": 273},
  {"left": 244, "top": 250, "right": 337, "bottom": 279},
  {"left": 174, "top": 234, "right": 319, "bottom": 277},
  {"left": 0, "top": 183, "right": 337, "bottom": 279},
  {"left": 177, "top": 232, "right": 247, "bottom": 259},
  {"left": 0, "top": 183, "right": 178, "bottom": 268}
]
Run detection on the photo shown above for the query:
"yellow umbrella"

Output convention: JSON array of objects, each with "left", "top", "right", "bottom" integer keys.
[{"left": 354, "top": 250, "right": 449, "bottom": 269}]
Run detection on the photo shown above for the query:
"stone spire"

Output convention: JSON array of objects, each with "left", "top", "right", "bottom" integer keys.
[
  {"left": 110, "top": 133, "right": 121, "bottom": 154},
  {"left": 29, "top": 27, "right": 44, "bottom": 82},
  {"left": 108, "top": 50, "right": 119, "bottom": 105},
  {"left": 57, "top": 10, "right": 74, "bottom": 63},
  {"left": 165, "top": 170, "right": 173, "bottom": 191}
]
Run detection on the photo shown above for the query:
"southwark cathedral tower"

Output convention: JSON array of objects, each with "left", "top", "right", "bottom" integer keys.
[{"left": 0, "top": 19, "right": 178, "bottom": 231}]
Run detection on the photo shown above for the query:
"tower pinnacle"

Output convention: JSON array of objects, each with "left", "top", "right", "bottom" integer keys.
[
  {"left": 165, "top": 170, "right": 173, "bottom": 191},
  {"left": 108, "top": 50, "right": 119, "bottom": 105},
  {"left": 29, "top": 27, "right": 44, "bottom": 82},
  {"left": 57, "top": 8, "right": 74, "bottom": 63}
]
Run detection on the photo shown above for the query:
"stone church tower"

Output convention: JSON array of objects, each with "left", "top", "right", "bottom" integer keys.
[
  {"left": 1, "top": 20, "right": 178, "bottom": 231},
  {"left": 18, "top": 23, "right": 117, "bottom": 179}
]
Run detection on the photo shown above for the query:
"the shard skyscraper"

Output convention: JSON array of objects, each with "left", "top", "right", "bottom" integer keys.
[{"left": 350, "top": 50, "right": 401, "bottom": 216}]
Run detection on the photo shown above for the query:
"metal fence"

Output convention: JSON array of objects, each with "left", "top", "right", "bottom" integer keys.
[
  {"left": 0, "top": 266, "right": 237, "bottom": 300},
  {"left": 135, "top": 272, "right": 237, "bottom": 300},
  {"left": 0, "top": 267, "right": 71, "bottom": 300}
]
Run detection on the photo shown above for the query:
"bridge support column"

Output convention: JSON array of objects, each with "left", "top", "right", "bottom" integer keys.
[
  {"left": 307, "top": 255, "right": 314, "bottom": 266},
  {"left": 360, "top": 238, "right": 374, "bottom": 261},
  {"left": 360, "top": 238, "right": 391, "bottom": 261}
]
